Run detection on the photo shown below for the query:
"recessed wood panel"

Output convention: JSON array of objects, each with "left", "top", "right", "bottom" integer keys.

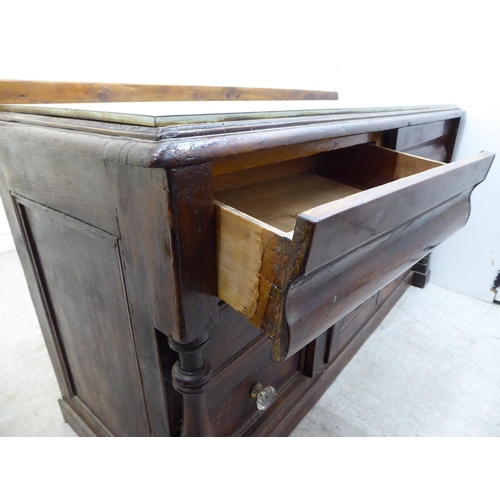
[{"left": 21, "top": 202, "right": 148, "bottom": 436}]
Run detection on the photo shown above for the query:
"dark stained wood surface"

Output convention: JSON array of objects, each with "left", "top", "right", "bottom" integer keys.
[
  {"left": 166, "top": 164, "right": 218, "bottom": 344},
  {"left": 0, "top": 108, "right": 463, "bottom": 170},
  {"left": 271, "top": 150, "right": 493, "bottom": 360},
  {"left": 0, "top": 167, "right": 75, "bottom": 402},
  {"left": 255, "top": 272, "right": 412, "bottom": 437},
  {"left": 147, "top": 109, "right": 464, "bottom": 169},
  {"left": 19, "top": 200, "right": 149, "bottom": 436},
  {"left": 206, "top": 303, "right": 261, "bottom": 374},
  {"left": 208, "top": 333, "right": 300, "bottom": 437},
  {"left": 279, "top": 191, "right": 479, "bottom": 360},
  {"left": 0, "top": 103, "right": 488, "bottom": 436},
  {"left": 301, "top": 149, "right": 494, "bottom": 274},
  {"left": 107, "top": 164, "right": 176, "bottom": 436},
  {"left": 212, "top": 141, "right": 494, "bottom": 361},
  {"left": 169, "top": 336, "right": 214, "bottom": 437},
  {"left": 0, "top": 80, "right": 338, "bottom": 104}
]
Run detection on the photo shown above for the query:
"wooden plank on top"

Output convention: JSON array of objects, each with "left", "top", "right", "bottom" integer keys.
[{"left": 0, "top": 80, "right": 339, "bottom": 104}]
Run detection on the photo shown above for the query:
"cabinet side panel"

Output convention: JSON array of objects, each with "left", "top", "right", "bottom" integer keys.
[
  {"left": 107, "top": 163, "right": 177, "bottom": 436},
  {"left": 0, "top": 139, "right": 118, "bottom": 235},
  {"left": 21, "top": 202, "right": 149, "bottom": 437}
]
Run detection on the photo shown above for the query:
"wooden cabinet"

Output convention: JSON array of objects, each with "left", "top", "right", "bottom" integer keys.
[{"left": 0, "top": 95, "right": 494, "bottom": 436}]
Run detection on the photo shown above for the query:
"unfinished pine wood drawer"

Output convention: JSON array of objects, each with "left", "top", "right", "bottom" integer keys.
[{"left": 215, "top": 144, "right": 494, "bottom": 362}]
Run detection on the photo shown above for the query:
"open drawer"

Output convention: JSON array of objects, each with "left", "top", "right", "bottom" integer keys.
[{"left": 214, "top": 144, "right": 494, "bottom": 362}]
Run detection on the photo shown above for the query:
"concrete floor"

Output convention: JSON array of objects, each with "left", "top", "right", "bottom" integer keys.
[{"left": 1, "top": 248, "right": 500, "bottom": 437}]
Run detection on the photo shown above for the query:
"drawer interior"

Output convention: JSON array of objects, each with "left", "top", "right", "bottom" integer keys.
[
  {"left": 214, "top": 144, "right": 443, "bottom": 234},
  {"left": 215, "top": 173, "right": 361, "bottom": 232}
]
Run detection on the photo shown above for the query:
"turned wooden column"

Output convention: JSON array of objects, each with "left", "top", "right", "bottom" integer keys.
[
  {"left": 169, "top": 336, "right": 213, "bottom": 437},
  {"left": 165, "top": 162, "right": 218, "bottom": 437}
]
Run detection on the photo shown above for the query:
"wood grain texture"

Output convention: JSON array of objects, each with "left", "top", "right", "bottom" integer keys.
[
  {"left": 316, "top": 143, "right": 443, "bottom": 190},
  {"left": 214, "top": 144, "right": 494, "bottom": 362},
  {"left": 148, "top": 109, "right": 463, "bottom": 169},
  {"left": 0, "top": 166, "right": 74, "bottom": 400},
  {"left": 108, "top": 164, "right": 176, "bottom": 436},
  {"left": 302, "top": 149, "right": 494, "bottom": 274},
  {"left": 271, "top": 151, "right": 495, "bottom": 360},
  {"left": 20, "top": 202, "right": 149, "bottom": 436},
  {"left": 394, "top": 118, "right": 461, "bottom": 163},
  {"left": 278, "top": 191, "right": 480, "bottom": 360},
  {"left": 0, "top": 80, "right": 338, "bottom": 104},
  {"left": 0, "top": 108, "right": 462, "bottom": 171},
  {"left": 212, "top": 156, "right": 317, "bottom": 192},
  {"left": 0, "top": 138, "right": 118, "bottom": 235},
  {"left": 395, "top": 120, "right": 452, "bottom": 151},
  {"left": 215, "top": 202, "right": 291, "bottom": 332},
  {"left": 211, "top": 132, "right": 382, "bottom": 177},
  {"left": 251, "top": 272, "right": 412, "bottom": 437},
  {"left": 215, "top": 173, "right": 361, "bottom": 232},
  {"left": 0, "top": 103, "right": 483, "bottom": 437},
  {"left": 167, "top": 164, "right": 218, "bottom": 343}
]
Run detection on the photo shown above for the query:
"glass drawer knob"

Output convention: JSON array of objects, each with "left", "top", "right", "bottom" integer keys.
[{"left": 251, "top": 383, "right": 277, "bottom": 411}]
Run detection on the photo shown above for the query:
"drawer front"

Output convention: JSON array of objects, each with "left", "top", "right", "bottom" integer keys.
[
  {"left": 215, "top": 144, "right": 495, "bottom": 362},
  {"left": 283, "top": 148, "right": 494, "bottom": 360},
  {"left": 207, "top": 305, "right": 300, "bottom": 436}
]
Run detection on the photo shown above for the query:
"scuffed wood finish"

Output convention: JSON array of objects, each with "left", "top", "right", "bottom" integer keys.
[
  {"left": 169, "top": 337, "right": 214, "bottom": 437},
  {"left": 0, "top": 101, "right": 488, "bottom": 437},
  {"left": 257, "top": 273, "right": 413, "bottom": 437},
  {"left": 106, "top": 164, "right": 176, "bottom": 436},
  {"left": 213, "top": 143, "right": 494, "bottom": 362},
  {"left": 0, "top": 139, "right": 118, "bottom": 234},
  {"left": 394, "top": 118, "right": 461, "bottom": 162},
  {"left": 166, "top": 164, "right": 218, "bottom": 344},
  {"left": 302, "top": 149, "right": 493, "bottom": 274},
  {"left": 0, "top": 108, "right": 461, "bottom": 169},
  {"left": 164, "top": 164, "right": 219, "bottom": 436},
  {"left": 19, "top": 201, "right": 149, "bottom": 436},
  {"left": 0, "top": 80, "right": 338, "bottom": 104},
  {"left": 272, "top": 151, "right": 494, "bottom": 360},
  {"left": 215, "top": 202, "right": 290, "bottom": 332},
  {"left": 211, "top": 132, "right": 383, "bottom": 177}
]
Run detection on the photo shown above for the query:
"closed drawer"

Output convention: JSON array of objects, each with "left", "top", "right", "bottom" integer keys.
[
  {"left": 214, "top": 144, "right": 494, "bottom": 362},
  {"left": 207, "top": 304, "right": 300, "bottom": 436},
  {"left": 208, "top": 339, "right": 299, "bottom": 436}
]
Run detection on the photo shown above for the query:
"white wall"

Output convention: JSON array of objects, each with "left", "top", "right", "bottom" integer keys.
[
  {"left": 330, "top": 6, "right": 500, "bottom": 303},
  {"left": 2, "top": 1, "right": 498, "bottom": 301}
]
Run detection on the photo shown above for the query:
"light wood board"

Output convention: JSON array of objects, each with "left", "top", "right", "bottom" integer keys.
[{"left": 215, "top": 173, "right": 361, "bottom": 232}]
